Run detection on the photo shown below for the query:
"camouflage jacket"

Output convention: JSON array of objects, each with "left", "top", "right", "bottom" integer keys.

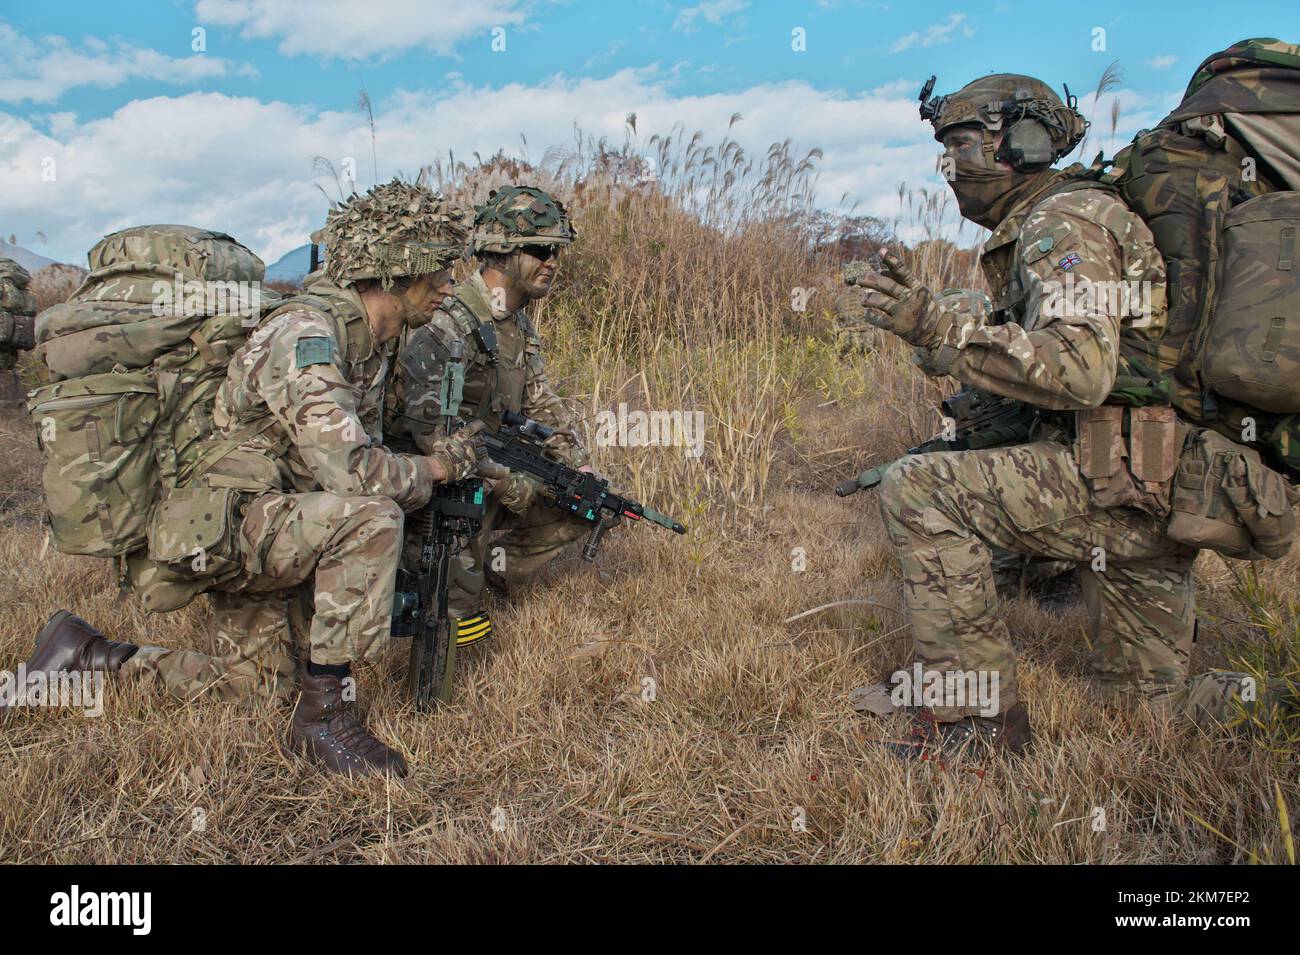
[
  {"left": 920, "top": 182, "right": 1167, "bottom": 411},
  {"left": 392, "top": 270, "right": 588, "bottom": 467},
  {"left": 203, "top": 279, "right": 433, "bottom": 511}
]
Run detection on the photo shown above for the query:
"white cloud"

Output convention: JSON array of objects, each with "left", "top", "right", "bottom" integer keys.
[
  {"left": 2, "top": 67, "right": 1050, "bottom": 265},
  {"left": 673, "top": 1, "right": 749, "bottom": 33},
  {"left": 0, "top": 24, "right": 244, "bottom": 104},
  {"left": 889, "top": 13, "right": 973, "bottom": 54},
  {"left": 1070, "top": 87, "right": 1182, "bottom": 156},
  {"left": 1146, "top": 54, "right": 1178, "bottom": 71},
  {"left": 194, "top": 0, "right": 528, "bottom": 59}
]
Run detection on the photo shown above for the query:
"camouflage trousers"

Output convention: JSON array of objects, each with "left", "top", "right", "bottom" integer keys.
[
  {"left": 877, "top": 441, "right": 1250, "bottom": 725},
  {"left": 442, "top": 492, "right": 589, "bottom": 617},
  {"left": 123, "top": 491, "right": 404, "bottom": 704}
]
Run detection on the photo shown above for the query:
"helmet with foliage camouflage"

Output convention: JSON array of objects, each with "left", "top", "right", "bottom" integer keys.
[
  {"left": 323, "top": 179, "right": 468, "bottom": 289},
  {"left": 469, "top": 185, "right": 576, "bottom": 256},
  {"left": 919, "top": 73, "right": 1088, "bottom": 170}
]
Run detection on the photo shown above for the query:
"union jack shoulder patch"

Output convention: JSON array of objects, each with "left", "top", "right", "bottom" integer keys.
[{"left": 1058, "top": 252, "right": 1083, "bottom": 271}]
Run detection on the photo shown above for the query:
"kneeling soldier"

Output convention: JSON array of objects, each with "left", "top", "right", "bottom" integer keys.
[
  {"left": 13, "top": 181, "right": 480, "bottom": 777},
  {"left": 391, "top": 186, "right": 593, "bottom": 644}
]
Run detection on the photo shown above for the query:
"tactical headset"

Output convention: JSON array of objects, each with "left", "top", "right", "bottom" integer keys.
[{"left": 918, "top": 75, "right": 1088, "bottom": 171}]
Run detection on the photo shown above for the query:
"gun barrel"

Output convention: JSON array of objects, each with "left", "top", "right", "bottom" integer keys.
[{"left": 639, "top": 503, "right": 687, "bottom": 535}]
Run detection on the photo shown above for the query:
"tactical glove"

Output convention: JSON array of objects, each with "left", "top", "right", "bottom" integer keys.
[
  {"left": 850, "top": 249, "right": 948, "bottom": 349},
  {"left": 427, "top": 423, "right": 484, "bottom": 484},
  {"left": 493, "top": 471, "right": 542, "bottom": 514}
]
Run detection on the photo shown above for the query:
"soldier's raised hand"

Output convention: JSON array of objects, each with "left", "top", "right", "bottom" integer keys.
[{"left": 852, "top": 248, "right": 946, "bottom": 348}]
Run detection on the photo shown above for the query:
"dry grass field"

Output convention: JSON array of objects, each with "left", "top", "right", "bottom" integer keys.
[{"left": 0, "top": 131, "right": 1295, "bottom": 864}]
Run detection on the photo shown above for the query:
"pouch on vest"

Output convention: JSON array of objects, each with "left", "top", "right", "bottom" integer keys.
[
  {"left": 1166, "top": 427, "right": 1298, "bottom": 560},
  {"left": 146, "top": 484, "right": 247, "bottom": 582},
  {"left": 1075, "top": 404, "right": 1179, "bottom": 514}
]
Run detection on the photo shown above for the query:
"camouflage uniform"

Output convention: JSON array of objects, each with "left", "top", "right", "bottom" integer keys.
[
  {"left": 391, "top": 187, "right": 589, "bottom": 618},
  {"left": 0, "top": 257, "right": 36, "bottom": 406},
  {"left": 123, "top": 185, "right": 474, "bottom": 704},
  {"left": 866, "top": 76, "right": 1255, "bottom": 727},
  {"left": 123, "top": 283, "right": 439, "bottom": 701},
  {"left": 393, "top": 270, "right": 589, "bottom": 615}
]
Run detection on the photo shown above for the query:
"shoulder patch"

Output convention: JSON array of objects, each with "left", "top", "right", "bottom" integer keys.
[
  {"left": 1058, "top": 252, "right": 1083, "bottom": 271},
  {"left": 295, "top": 336, "right": 335, "bottom": 368}
]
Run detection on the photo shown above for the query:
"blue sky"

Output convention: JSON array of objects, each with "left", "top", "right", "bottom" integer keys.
[{"left": 2, "top": 1, "right": 1297, "bottom": 263}]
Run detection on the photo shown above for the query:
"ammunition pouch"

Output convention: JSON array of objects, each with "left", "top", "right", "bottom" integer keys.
[
  {"left": 1074, "top": 404, "right": 1180, "bottom": 515},
  {"left": 456, "top": 612, "right": 493, "bottom": 647},
  {"left": 1166, "top": 427, "right": 1298, "bottom": 560},
  {"left": 146, "top": 484, "right": 249, "bottom": 584}
]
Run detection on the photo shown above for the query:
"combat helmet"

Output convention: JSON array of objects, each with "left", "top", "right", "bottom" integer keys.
[
  {"left": 323, "top": 179, "right": 468, "bottom": 290},
  {"left": 469, "top": 185, "right": 576, "bottom": 257},
  {"left": 919, "top": 73, "right": 1088, "bottom": 170}
]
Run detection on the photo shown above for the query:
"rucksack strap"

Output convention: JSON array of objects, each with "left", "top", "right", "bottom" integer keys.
[{"left": 186, "top": 413, "right": 282, "bottom": 486}]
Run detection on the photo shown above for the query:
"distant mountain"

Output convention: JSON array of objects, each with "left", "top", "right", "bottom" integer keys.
[
  {"left": 0, "top": 240, "right": 62, "bottom": 273},
  {"left": 265, "top": 243, "right": 312, "bottom": 283}
]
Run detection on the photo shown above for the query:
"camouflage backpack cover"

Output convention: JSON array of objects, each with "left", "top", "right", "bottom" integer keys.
[
  {"left": 0, "top": 257, "right": 37, "bottom": 403},
  {"left": 1092, "top": 37, "right": 1300, "bottom": 477},
  {"left": 28, "top": 225, "right": 270, "bottom": 558}
]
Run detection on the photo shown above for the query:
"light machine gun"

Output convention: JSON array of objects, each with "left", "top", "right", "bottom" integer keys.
[
  {"left": 391, "top": 341, "right": 689, "bottom": 709},
  {"left": 389, "top": 341, "right": 484, "bottom": 710}
]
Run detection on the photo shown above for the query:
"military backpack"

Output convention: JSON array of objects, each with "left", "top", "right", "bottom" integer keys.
[
  {"left": 1090, "top": 37, "right": 1300, "bottom": 478},
  {"left": 28, "top": 225, "right": 272, "bottom": 558}
]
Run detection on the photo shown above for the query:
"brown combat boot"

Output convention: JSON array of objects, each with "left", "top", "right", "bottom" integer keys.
[
  {"left": 884, "top": 703, "right": 1033, "bottom": 762},
  {"left": 288, "top": 670, "right": 408, "bottom": 778},
  {"left": 1, "top": 610, "right": 138, "bottom": 714}
]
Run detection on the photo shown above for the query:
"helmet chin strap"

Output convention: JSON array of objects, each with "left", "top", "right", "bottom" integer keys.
[
  {"left": 395, "top": 283, "right": 431, "bottom": 329},
  {"left": 496, "top": 249, "right": 547, "bottom": 300},
  {"left": 946, "top": 126, "right": 1059, "bottom": 230},
  {"left": 499, "top": 249, "right": 529, "bottom": 285},
  {"left": 982, "top": 128, "right": 1003, "bottom": 169}
]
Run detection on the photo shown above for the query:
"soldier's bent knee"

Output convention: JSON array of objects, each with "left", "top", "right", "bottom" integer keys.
[
  {"left": 878, "top": 455, "right": 937, "bottom": 521},
  {"left": 344, "top": 495, "right": 404, "bottom": 547}
]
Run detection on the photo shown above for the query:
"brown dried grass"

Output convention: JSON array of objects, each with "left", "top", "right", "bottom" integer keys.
[{"left": 0, "top": 133, "right": 1294, "bottom": 864}]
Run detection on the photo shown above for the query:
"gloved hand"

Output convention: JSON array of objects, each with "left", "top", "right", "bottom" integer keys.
[
  {"left": 849, "top": 248, "right": 947, "bottom": 349},
  {"left": 427, "top": 421, "right": 486, "bottom": 483},
  {"left": 493, "top": 471, "right": 542, "bottom": 514},
  {"left": 540, "top": 428, "right": 588, "bottom": 470}
]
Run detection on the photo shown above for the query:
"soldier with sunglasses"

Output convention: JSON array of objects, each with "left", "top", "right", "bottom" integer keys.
[{"left": 390, "top": 186, "right": 593, "bottom": 646}]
